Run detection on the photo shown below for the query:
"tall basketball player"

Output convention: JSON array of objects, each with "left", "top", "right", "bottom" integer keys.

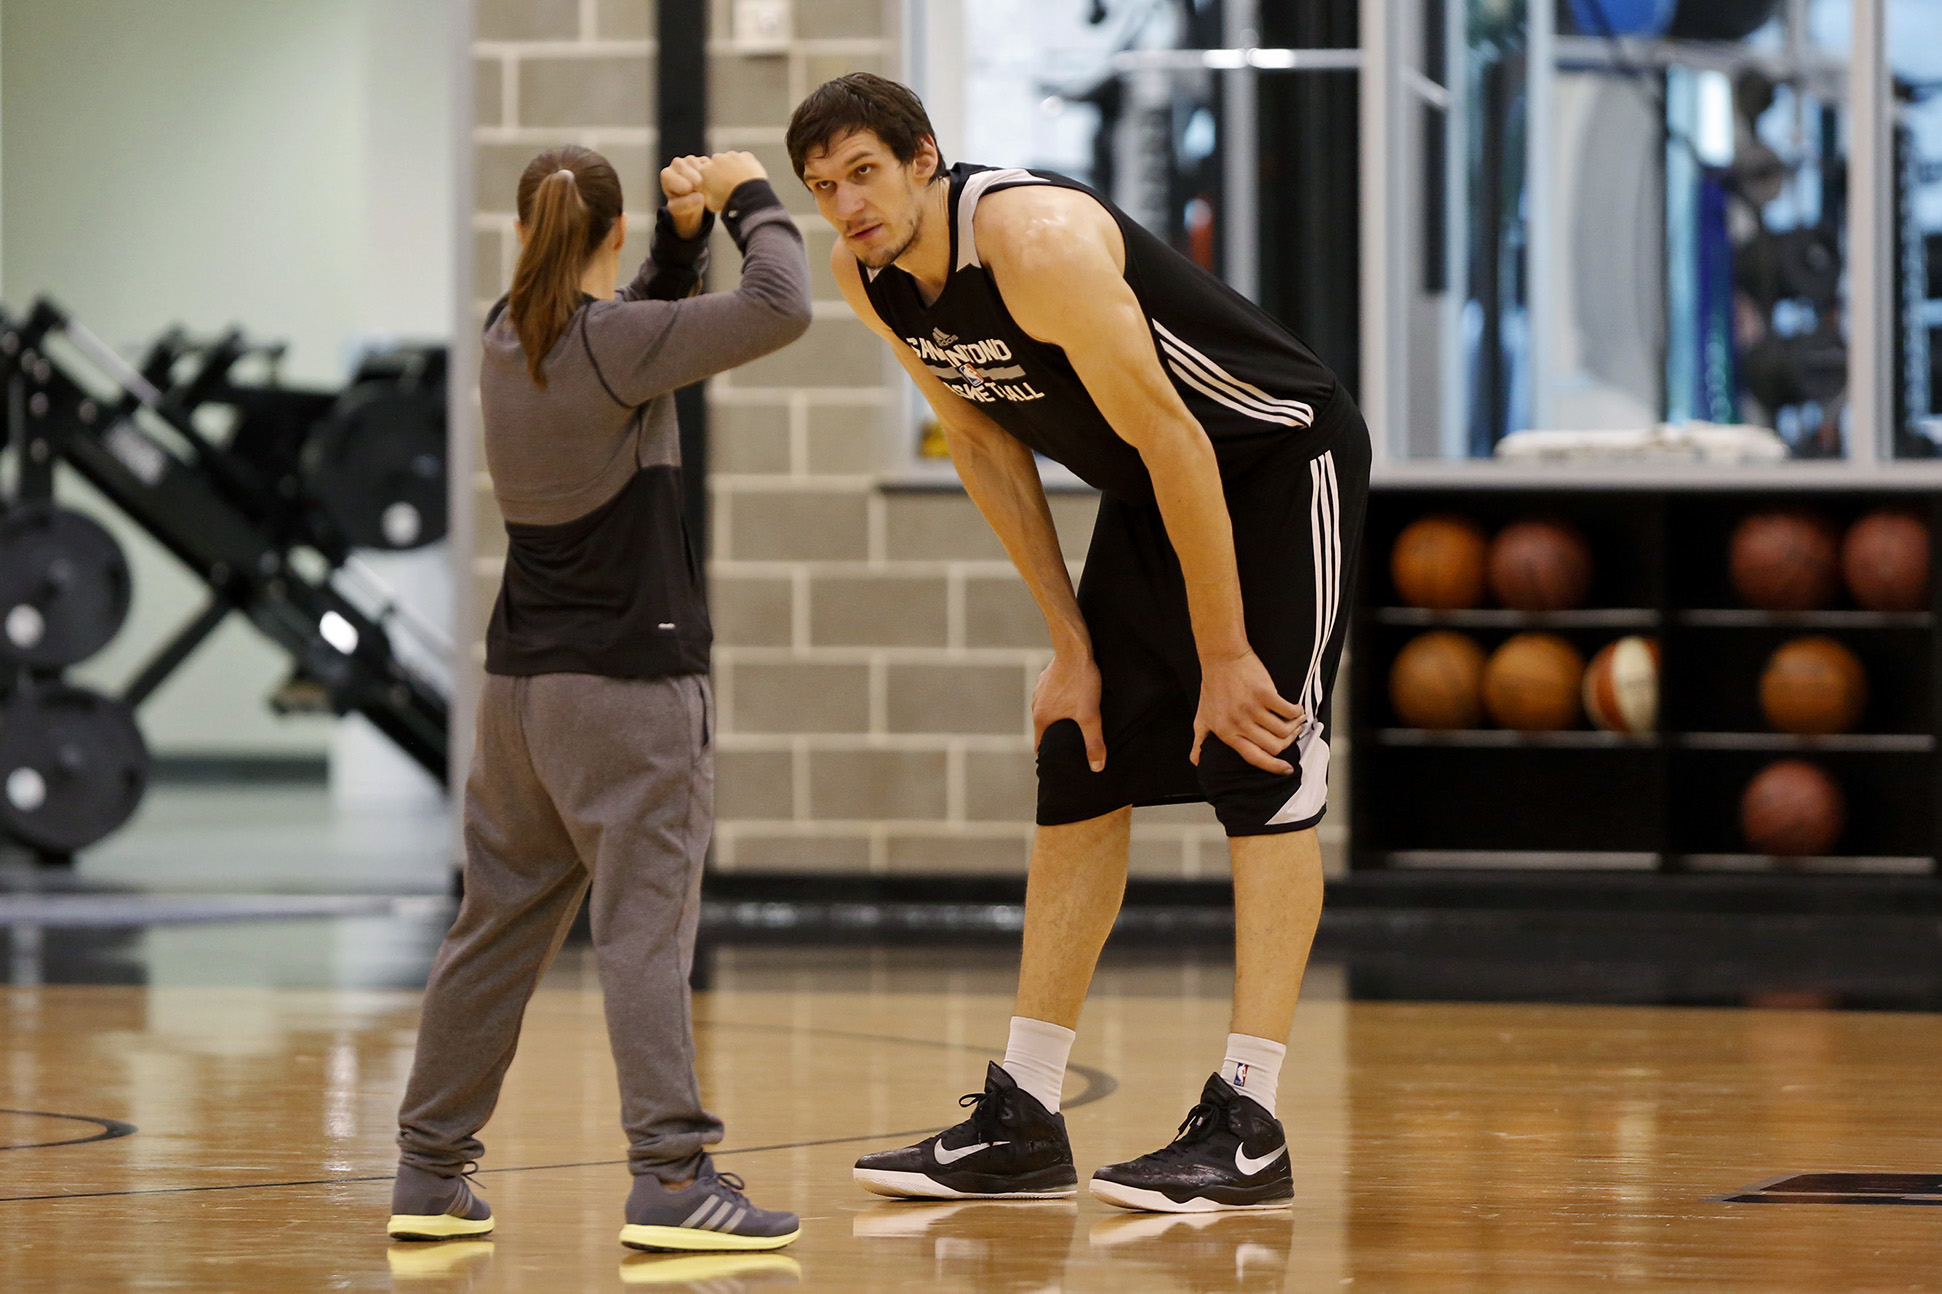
[{"left": 788, "top": 75, "right": 1369, "bottom": 1214}]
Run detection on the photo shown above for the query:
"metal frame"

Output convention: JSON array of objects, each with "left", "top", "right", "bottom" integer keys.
[
  {"left": 1220, "top": 0, "right": 1261, "bottom": 303},
  {"left": 1359, "top": 0, "right": 1399, "bottom": 466},
  {"left": 1848, "top": 0, "right": 1893, "bottom": 465},
  {"left": 448, "top": 0, "right": 477, "bottom": 853}
]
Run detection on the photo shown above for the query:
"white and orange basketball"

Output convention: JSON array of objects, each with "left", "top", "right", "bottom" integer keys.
[{"left": 1582, "top": 635, "right": 1659, "bottom": 734}]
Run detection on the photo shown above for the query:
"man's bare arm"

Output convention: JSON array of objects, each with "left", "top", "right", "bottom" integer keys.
[
  {"left": 832, "top": 248, "right": 1107, "bottom": 767},
  {"left": 976, "top": 187, "right": 1300, "bottom": 774}
]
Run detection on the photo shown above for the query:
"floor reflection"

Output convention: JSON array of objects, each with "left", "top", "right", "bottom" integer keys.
[
  {"left": 1087, "top": 1210, "right": 1295, "bottom": 1293},
  {"left": 852, "top": 1201, "right": 1078, "bottom": 1293}
]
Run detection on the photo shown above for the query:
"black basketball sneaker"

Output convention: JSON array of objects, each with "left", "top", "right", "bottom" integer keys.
[
  {"left": 853, "top": 1062, "right": 1078, "bottom": 1199},
  {"left": 1089, "top": 1074, "right": 1293, "bottom": 1213}
]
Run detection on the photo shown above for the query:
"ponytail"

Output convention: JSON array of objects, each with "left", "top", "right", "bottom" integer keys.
[{"left": 508, "top": 147, "right": 624, "bottom": 387}]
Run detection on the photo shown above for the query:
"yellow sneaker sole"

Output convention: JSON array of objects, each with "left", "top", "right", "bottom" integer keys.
[
  {"left": 617, "top": 1223, "right": 800, "bottom": 1253},
  {"left": 386, "top": 1239, "right": 495, "bottom": 1276},
  {"left": 387, "top": 1211, "right": 496, "bottom": 1241},
  {"left": 619, "top": 1252, "right": 802, "bottom": 1284}
]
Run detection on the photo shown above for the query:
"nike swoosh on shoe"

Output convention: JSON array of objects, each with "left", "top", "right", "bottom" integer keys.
[
  {"left": 933, "top": 1139, "right": 1010, "bottom": 1165},
  {"left": 1234, "top": 1142, "right": 1285, "bottom": 1176}
]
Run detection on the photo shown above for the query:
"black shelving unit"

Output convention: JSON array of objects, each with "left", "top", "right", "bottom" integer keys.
[{"left": 1349, "top": 481, "right": 1942, "bottom": 877}]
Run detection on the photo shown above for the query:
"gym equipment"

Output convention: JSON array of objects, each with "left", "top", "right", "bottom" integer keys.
[
  {"left": 1734, "top": 229, "right": 1841, "bottom": 309},
  {"left": 0, "top": 297, "right": 451, "bottom": 858},
  {"left": 1482, "top": 633, "right": 1585, "bottom": 732},
  {"left": 1842, "top": 508, "right": 1930, "bottom": 613},
  {"left": 1760, "top": 636, "right": 1867, "bottom": 735},
  {"left": 1666, "top": 0, "right": 1781, "bottom": 41},
  {"left": 129, "top": 326, "right": 449, "bottom": 558},
  {"left": 1388, "top": 631, "right": 1487, "bottom": 730},
  {"left": 1582, "top": 635, "right": 1658, "bottom": 734},
  {"left": 1560, "top": 0, "right": 1674, "bottom": 37},
  {"left": 1740, "top": 759, "right": 1844, "bottom": 857},
  {"left": 1390, "top": 514, "right": 1488, "bottom": 610},
  {"left": 0, "top": 504, "right": 131, "bottom": 668},
  {"left": 1730, "top": 141, "right": 1790, "bottom": 209},
  {"left": 1740, "top": 330, "right": 1849, "bottom": 414},
  {"left": 0, "top": 683, "right": 148, "bottom": 857},
  {"left": 1487, "top": 518, "right": 1594, "bottom": 612},
  {"left": 303, "top": 357, "right": 448, "bottom": 551},
  {"left": 1729, "top": 510, "right": 1841, "bottom": 611}
]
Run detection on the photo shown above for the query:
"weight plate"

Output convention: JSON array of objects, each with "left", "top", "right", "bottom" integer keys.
[
  {"left": 0, "top": 504, "right": 133, "bottom": 668},
  {"left": 305, "top": 383, "right": 448, "bottom": 551},
  {"left": 0, "top": 684, "right": 150, "bottom": 855}
]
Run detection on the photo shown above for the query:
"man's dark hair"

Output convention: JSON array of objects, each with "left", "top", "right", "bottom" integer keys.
[{"left": 786, "top": 73, "right": 947, "bottom": 181}]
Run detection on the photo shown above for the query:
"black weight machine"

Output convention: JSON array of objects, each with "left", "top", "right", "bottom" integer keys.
[{"left": 0, "top": 297, "right": 451, "bottom": 861}]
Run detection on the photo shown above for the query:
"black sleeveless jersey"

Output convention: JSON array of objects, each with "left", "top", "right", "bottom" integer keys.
[{"left": 861, "top": 163, "right": 1341, "bottom": 501}]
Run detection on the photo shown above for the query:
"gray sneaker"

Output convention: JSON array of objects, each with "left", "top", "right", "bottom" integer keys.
[
  {"left": 619, "top": 1157, "right": 800, "bottom": 1253},
  {"left": 388, "top": 1163, "right": 494, "bottom": 1241}
]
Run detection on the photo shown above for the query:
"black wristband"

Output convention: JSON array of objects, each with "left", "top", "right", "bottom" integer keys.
[
  {"left": 653, "top": 205, "right": 714, "bottom": 263},
  {"left": 721, "top": 180, "right": 786, "bottom": 247}
]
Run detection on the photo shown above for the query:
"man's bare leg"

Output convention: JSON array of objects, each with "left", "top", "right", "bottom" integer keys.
[
  {"left": 851, "top": 810, "right": 1127, "bottom": 1200},
  {"left": 1013, "top": 807, "right": 1132, "bottom": 1029},
  {"left": 1181, "top": 825, "right": 1323, "bottom": 1121},
  {"left": 1228, "top": 827, "right": 1324, "bottom": 1043},
  {"left": 1085, "top": 826, "right": 1321, "bottom": 1213}
]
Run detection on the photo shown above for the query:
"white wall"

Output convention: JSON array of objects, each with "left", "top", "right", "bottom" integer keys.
[{"left": 1, "top": 0, "right": 456, "bottom": 755}]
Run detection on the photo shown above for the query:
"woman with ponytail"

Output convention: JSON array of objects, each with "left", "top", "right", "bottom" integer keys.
[{"left": 387, "top": 144, "right": 809, "bottom": 1255}]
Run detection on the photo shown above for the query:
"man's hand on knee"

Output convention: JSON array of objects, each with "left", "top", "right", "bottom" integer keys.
[
  {"left": 1191, "top": 650, "right": 1303, "bottom": 775},
  {"left": 1033, "top": 652, "right": 1107, "bottom": 773}
]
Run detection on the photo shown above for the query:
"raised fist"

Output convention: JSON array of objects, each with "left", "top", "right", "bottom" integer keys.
[
  {"left": 698, "top": 152, "right": 769, "bottom": 212},
  {"left": 660, "top": 154, "right": 706, "bottom": 238}
]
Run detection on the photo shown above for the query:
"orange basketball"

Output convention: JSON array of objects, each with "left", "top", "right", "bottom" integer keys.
[
  {"left": 1390, "top": 515, "right": 1488, "bottom": 610},
  {"left": 1482, "top": 633, "right": 1585, "bottom": 731},
  {"left": 1388, "top": 631, "right": 1488, "bottom": 729},
  {"left": 1582, "top": 635, "right": 1659, "bottom": 734},
  {"left": 1759, "top": 636, "right": 1867, "bottom": 735},
  {"left": 1729, "top": 510, "right": 1841, "bottom": 611},
  {"left": 1842, "top": 508, "right": 1930, "bottom": 612},
  {"left": 1487, "top": 518, "right": 1594, "bottom": 612},
  {"left": 1741, "top": 759, "right": 1845, "bottom": 856}
]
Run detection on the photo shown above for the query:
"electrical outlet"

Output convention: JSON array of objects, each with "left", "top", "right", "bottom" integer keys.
[{"left": 733, "top": 0, "right": 791, "bottom": 51}]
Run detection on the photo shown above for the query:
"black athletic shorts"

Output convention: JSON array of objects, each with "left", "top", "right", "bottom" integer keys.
[{"left": 1037, "top": 387, "right": 1370, "bottom": 837}]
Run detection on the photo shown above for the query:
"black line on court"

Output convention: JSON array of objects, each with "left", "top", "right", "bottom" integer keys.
[
  {"left": 1714, "top": 1171, "right": 1942, "bottom": 1206},
  {"left": 0, "top": 1109, "right": 138, "bottom": 1152},
  {"left": 0, "top": 1023, "right": 1116, "bottom": 1203}
]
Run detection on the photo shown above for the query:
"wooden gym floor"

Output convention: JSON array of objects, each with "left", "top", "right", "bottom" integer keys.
[{"left": 4, "top": 944, "right": 1942, "bottom": 1292}]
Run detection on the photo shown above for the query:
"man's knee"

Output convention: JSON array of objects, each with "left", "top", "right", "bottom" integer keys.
[{"left": 1030, "top": 807, "right": 1132, "bottom": 872}]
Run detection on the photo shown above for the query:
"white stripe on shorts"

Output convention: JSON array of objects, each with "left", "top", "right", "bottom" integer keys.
[{"left": 1269, "top": 451, "right": 1340, "bottom": 827}]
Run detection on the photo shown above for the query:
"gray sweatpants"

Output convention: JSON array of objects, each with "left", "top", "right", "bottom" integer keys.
[{"left": 396, "top": 671, "right": 722, "bottom": 1181}]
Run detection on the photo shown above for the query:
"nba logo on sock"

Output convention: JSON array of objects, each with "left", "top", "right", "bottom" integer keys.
[{"left": 1233, "top": 1062, "right": 1249, "bottom": 1088}]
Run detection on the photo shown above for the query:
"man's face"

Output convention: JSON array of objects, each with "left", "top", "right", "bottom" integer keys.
[{"left": 800, "top": 129, "right": 936, "bottom": 269}]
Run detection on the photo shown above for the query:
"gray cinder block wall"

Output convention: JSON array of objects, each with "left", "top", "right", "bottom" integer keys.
[{"left": 468, "top": 0, "right": 1333, "bottom": 879}]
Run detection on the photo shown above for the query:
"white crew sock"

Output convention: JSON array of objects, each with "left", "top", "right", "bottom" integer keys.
[
  {"left": 1218, "top": 1033, "right": 1287, "bottom": 1117},
  {"left": 1000, "top": 1016, "right": 1075, "bottom": 1113}
]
